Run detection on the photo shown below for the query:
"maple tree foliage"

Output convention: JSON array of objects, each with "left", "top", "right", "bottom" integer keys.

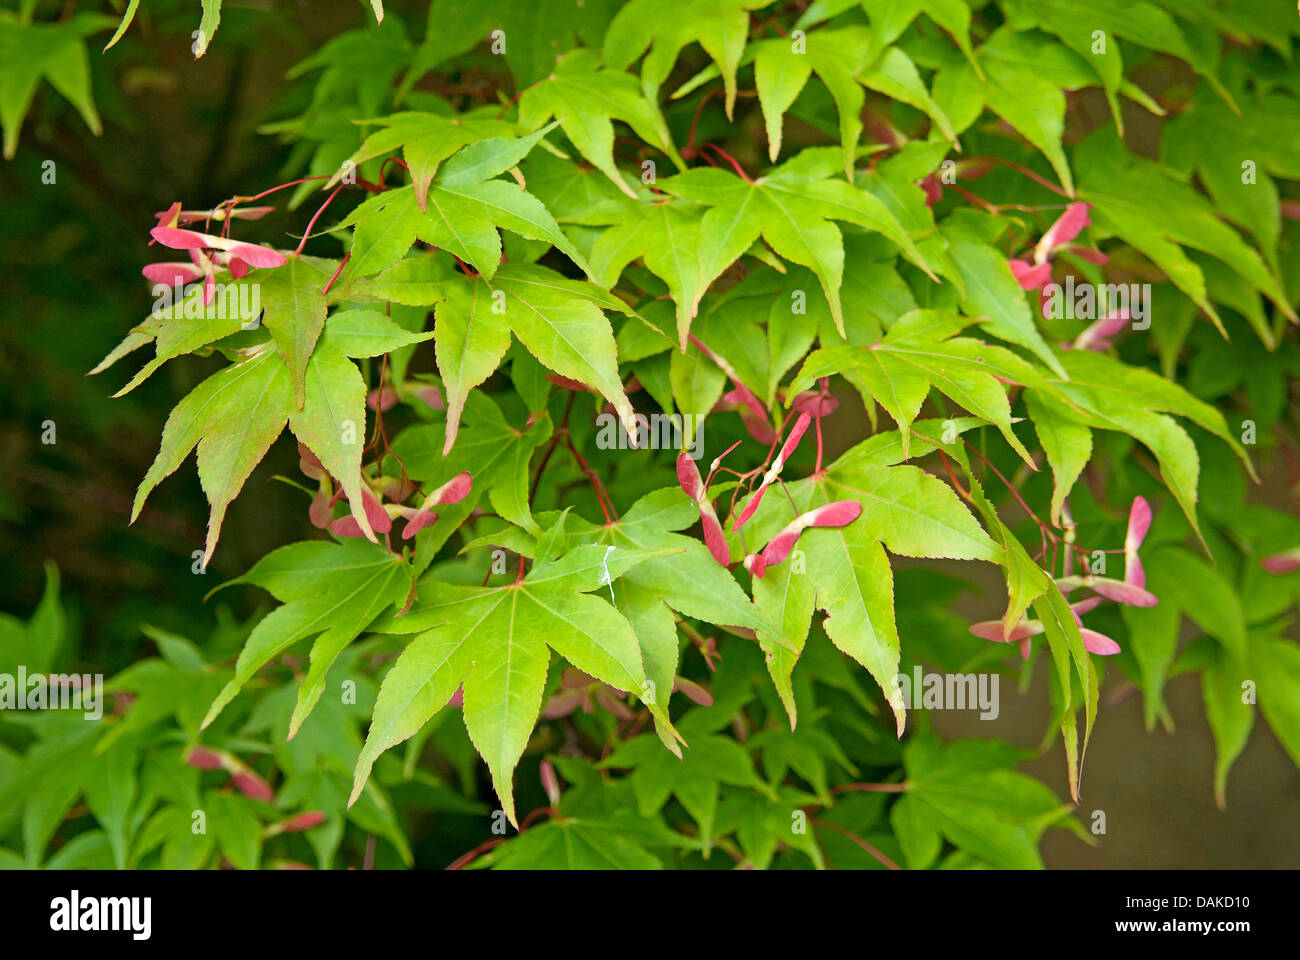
[{"left": 4, "top": 0, "right": 1300, "bottom": 871}]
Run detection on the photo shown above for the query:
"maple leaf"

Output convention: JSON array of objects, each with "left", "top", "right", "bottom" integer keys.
[
  {"left": 789, "top": 309, "right": 1047, "bottom": 464},
  {"left": 517, "top": 49, "right": 682, "bottom": 199},
  {"left": 354, "top": 257, "right": 641, "bottom": 456},
  {"left": 335, "top": 127, "right": 588, "bottom": 281},
  {"left": 353, "top": 541, "right": 682, "bottom": 825},
  {"left": 732, "top": 420, "right": 1002, "bottom": 731},
  {"left": 749, "top": 25, "right": 956, "bottom": 175},
  {"left": 604, "top": 0, "right": 769, "bottom": 120},
  {"left": 259, "top": 254, "right": 330, "bottom": 408},
  {"left": 0, "top": 13, "right": 109, "bottom": 158},
  {"left": 657, "top": 151, "right": 935, "bottom": 341},
  {"left": 200, "top": 539, "right": 410, "bottom": 737},
  {"left": 326, "top": 111, "right": 517, "bottom": 209}
]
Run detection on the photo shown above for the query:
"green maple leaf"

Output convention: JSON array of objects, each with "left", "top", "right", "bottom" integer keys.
[
  {"left": 486, "top": 816, "right": 666, "bottom": 869},
  {"left": 604, "top": 0, "right": 770, "bottom": 120},
  {"left": 1163, "top": 82, "right": 1300, "bottom": 275},
  {"left": 603, "top": 728, "right": 773, "bottom": 849},
  {"left": 259, "top": 255, "right": 332, "bottom": 408},
  {"left": 0, "top": 13, "right": 109, "bottom": 158},
  {"left": 588, "top": 200, "right": 704, "bottom": 349},
  {"left": 789, "top": 309, "right": 1047, "bottom": 464},
  {"left": 750, "top": 26, "right": 955, "bottom": 175},
  {"left": 1003, "top": 0, "right": 1236, "bottom": 124},
  {"left": 657, "top": 152, "right": 934, "bottom": 340},
  {"left": 561, "top": 486, "right": 800, "bottom": 650},
  {"left": 464, "top": 486, "right": 800, "bottom": 737},
  {"left": 1027, "top": 347, "right": 1254, "bottom": 538},
  {"left": 1077, "top": 129, "right": 1296, "bottom": 332},
  {"left": 200, "top": 539, "right": 410, "bottom": 737},
  {"left": 328, "top": 111, "right": 517, "bottom": 208},
  {"left": 335, "top": 127, "right": 587, "bottom": 281},
  {"left": 130, "top": 305, "right": 428, "bottom": 559},
  {"left": 361, "top": 259, "right": 640, "bottom": 455},
  {"left": 933, "top": 28, "right": 1090, "bottom": 195},
  {"left": 131, "top": 351, "right": 291, "bottom": 565},
  {"left": 893, "top": 734, "right": 1078, "bottom": 869},
  {"left": 854, "top": 0, "right": 978, "bottom": 76},
  {"left": 731, "top": 419, "right": 1002, "bottom": 734},
  {"left": 111, "top": 272, "right": 271, "bottom": 397},
  {"left": 388, "top": 391, "right": 554, "bottom": 543},
  {"left": 352, "top": 542, "right": 680, "bottom": 825},
  {"left": 517, "top": 49, "right": 682, "bottom": 199}
]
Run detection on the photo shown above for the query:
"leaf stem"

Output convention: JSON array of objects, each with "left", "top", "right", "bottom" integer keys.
[{"left": 810, "top": 818, "right": 901, "bottom": 870}]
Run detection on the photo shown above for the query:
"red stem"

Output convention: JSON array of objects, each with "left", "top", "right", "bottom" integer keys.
[
  {"left": 810, "top": 819, "right": 901, "bottom": 871},
  {"left": 294, "top": 183, "right": 345, "bottom": 256}
]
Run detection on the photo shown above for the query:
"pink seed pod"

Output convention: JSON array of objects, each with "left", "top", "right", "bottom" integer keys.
[
  {"left": 742, "top": 553, "right": 767, "bottom": 578},
  {"left": 1124, "top": 496, "right": 1152, "bottom": 589},
  {"left": 546, "top": 373, "right": 590, "bottom": 392},
  {"left": 1261, "top": 548, "right": 1300, "bottom": 574},
  {"left": 277, "top": 811, "right": 326, "bottom": 833},
  {"left": 429, "top": 471, "right": 473, "bottom": 506},
  {"left": 918, "top": 172, "right": 943, "bottom": 207},
  {"left": 595, "top": 686, "right": 635, "bottom": 719},
  {"left": 542, "top": 689, "right": 584, "bottom": 718},
  {"left": 969, "top": 618, "right": 1042, "bottom": 644},
  {"left": 677, "top": 452, "right": 730, "bottom": 565},
  {"left": 409, "top": 383, "right": 445, "bottom": 411},
  {"left": 1034, "top": 202, "right": 1092, "bottom": 264},
  {"left": 776, "top": 411, "right": 813, "bottom": 468},
  {"left": 298, "top": 442, "right": 326, "bottom": 480},
  {"left": 309, "top": 486, "right": 337, "bottom": 529},
  {"left": 1080, "top": 628, "right": 1121, "bottom": 656},
  {"left": 759, "top": 527, "right": 802, "bottom": 569},
  {"left": 740, "top": 412, "right": 777, "bottom": 445},
  {"left": 1070, "top": 596, "right": 1104, "bottom": 617},
  {"left": 142, "top": 262, "right": 206, "bottom": 287},
  {"left": 331, "top": 488, "right": 392, "bottom": 538},
  {"left": 699, "top": 507, "right": 729, "bottom": 566},
  {"left": 540, "top": 760, "right": 561, "bottom": 806},
  {"left": 367, "top": 386, "right": 398, "bottom": 412},
  {"left": 731, "top": 412, "right": 812, "bottom": 532},
  {"left": 400, "top": 509, "right": 437, "bottom": 540},
  {"left": 722, "top": 384, "right": 767, "bottom": 425},
  {"left": 759, "top": 500, "right": 862, "bottom": 569},
  {"left": 1064, "top": 244, "right": 1109, "bottom": 265},
  {"left": 1009, "top": 259, "right": 1052, "bottom": 291},
  {"left": 231, "top": 769, "right": 275, "bottom": 804},
  {"left": 969, "top": 616, "right": 1044, "bottom": 660},
  {"left": 791, "top": 390, "right": 839, "bottom": 418},
  {"left": 153, "top": 201, "right": 183, "bottom": 228},
  {"left": 150, "top": 226, "right": 288, "bottom": 268},
  {"left": 677, "top": 450, "right": 704, "bottom": 501},
  {"left": 1071, "top": 309, "right": 1130, "bottom": 352},
  {"left": 402, "top": 472, "right": 473, "bottom": 540},
  {"left": 375, "top": 476, "right": 417, "bottom": 503},
  {"left": 673, "top": 677, "right": 714, "bottom": 707},
  {"left": 185, "top": 746, "right": 227, "bottom": 770},
  {"left": 1085, "top": 577, "right": 1158, "bottom": 608}
]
